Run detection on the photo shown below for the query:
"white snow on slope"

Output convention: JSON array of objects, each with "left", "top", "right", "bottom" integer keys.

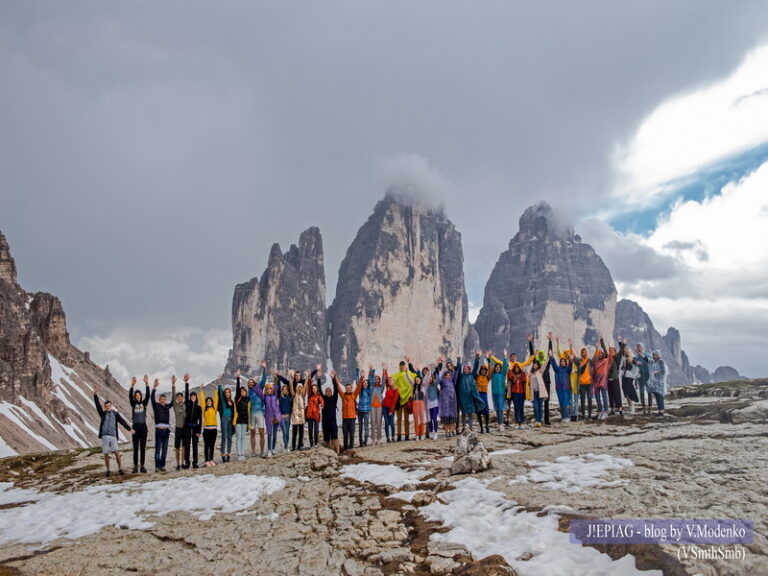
[
  {"left": 340, "top": 463, "right": 429, "bottom": 488},
  {"left": 510, "top": 454, "right": 633, "bottom": 493},
  {"left": 0, "top": 482, "right": 42, "bottom": 506},
  {"left": 0, "top": 402, "right": 56, "bottom": 451},
  {"left": 422, "top": 477, "right": 660, "bottom": 576},
  {"left": 52, "top": 416, "right": 90, "bottom": 449},
  {"left": 489, "top": 448, "right": 521, "bottom": 456},
  {"left": 0, "top": 436, "right": 17, "bottom": 458},
  {"left": 0, "top": 473, "right": 285, "bottom": 546},
  {"left": 17, "top": 396, "right": 56, "bottom": 431}
]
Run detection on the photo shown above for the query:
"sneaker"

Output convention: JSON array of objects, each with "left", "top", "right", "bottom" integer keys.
[
  {"left": 176, "top": 465, "right": 181, "bottom": 471},
  {"left": 535, "top": 422, "right": 542, "bottom": 428},
  {"left": 192, "top": 464, "right": 199, "bottom": 469},
  {"left": 105, "top": 470, "right": 111, "bottom": 477},
  {"left": 397, "top": 435, "right": 401, "bottom": 442},
  {"left": 159, "top": 467, "right": 166, "bottom": 472},
  {"left": 131, "top": 467, "right": 138, "bottom": 474},
  {"left": 544, "top": 422, "right": 552, "bottom": 427},
  {"left": 268, "top": 450, "right": 273, "bottom": 457},
  {"left": 140, "top": 467, "right": 147, "bottom": 473},
  {"left": 118, "top": 469, "right": 125, "bottom": 476},
  {"left": 405, "top": 435, "right": 410, "bottom": 441}
]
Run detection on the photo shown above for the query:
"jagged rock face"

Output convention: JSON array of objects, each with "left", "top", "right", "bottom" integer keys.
[
  {"left": 0, "top": 231, "right": 129, "bottom": 455},
  {"left": 692, "top": 365, "right": 714, "bottom": 384},
  {"left": 713, "top": 366, "right": 742, "bottom": 383},
  {"left": 475, "top": 202, "right": 617, "bottom": 357},
  {"left": 328, "top": 192, "right": 469, "bottom": 379},
  {"left": 225, "top": 227, "right": 327, "bottom": 376},
  {"left": 463, "top": 324, "right": 480, "bottom": 358},
  {"left": 613, "top": 299, "right": 692, "bottom": 387}
]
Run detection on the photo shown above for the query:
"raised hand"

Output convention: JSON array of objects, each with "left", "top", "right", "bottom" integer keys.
[
  {"left": 547, "top": 332, "right": 553, "bottom": 340},
  {"left": 261, "top": 360, "right": 266, "bottom": 368},
  {"left": 171, "top": 374, "right": 177, "bottom": 385},
  {"left": 183, "top": 373, "right": 190, "bottom": 383},
  {"left": 131, "top": 376, "right": 137, "bottom": 387},
  {"left": 143, "top": 374, "right": 149, "bottom": 385},
  {"left": 330, "top": 369, "right": 337, "bottom": 379},
  {"left": 235, "top": 369, "right": 241, "bottom": 378},
  {"left": 503, "top": 349, "right": 508, "bottom": 358},
  {"left": 527, "top": 334, "right": 533, "bottom": 342},
  {"left": 153, "top": 378, "right": 160, "bottom": 389}
]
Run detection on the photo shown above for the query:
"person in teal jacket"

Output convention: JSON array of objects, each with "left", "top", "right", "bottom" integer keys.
[
  {"left": 488, "top": 353, "right": 508, "bottom": 431},
  {"left": 456, "top": 362, "right": 486, "bottom": 432}
]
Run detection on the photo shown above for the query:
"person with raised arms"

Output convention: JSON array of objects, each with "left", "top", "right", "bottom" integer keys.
[
  {"left": 322, "top": 370, "right": 341, "bottom": 454},
  {"left": 170, "top": 374, "right": 189, "bottom": 470},
  {"left": 183, "top": 378, "right": 202, "bottom": 469},
  {"left": 392, "top": 360, "right": 416, "bottom": 441},
  {"left": 128, "top": 375, "right": 150, "bottom": 473},
  {"left": 247, "top": 361, "right": 269, "bottom": 457},
  {"left": 488, "top": 350, "right": 508, "bottom": 432},
  {"left": 382, "top": 369, "right": 399, "bottom": 442},
  {"left": 199, "top": 380, "right": 219, "bottom": 467},
  {"left": 368, "top": 365, "right": 386, "bottom": 445},
  {"left": 217, "top": 374, "right": 235, "bottom": 462},
  {"left": 93, "top": 382, "right": 133, "bottom": 477},
  {"left": 150, "top": 377, "right": 171, "bottom": 471}
]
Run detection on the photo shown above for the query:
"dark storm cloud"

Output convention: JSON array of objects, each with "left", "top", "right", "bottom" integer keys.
[{"left": 2, "top": 0, "right": 768, "bottom": 344}]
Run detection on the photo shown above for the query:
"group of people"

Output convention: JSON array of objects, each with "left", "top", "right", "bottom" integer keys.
[{"left": 91, "top": 334, "right": 668, "bottom": 476}]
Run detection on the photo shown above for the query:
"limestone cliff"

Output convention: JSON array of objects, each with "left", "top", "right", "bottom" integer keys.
[
  {"left": 0, "top": 231, "right": 130, "bottom": 456},
  {"left": 225, "top": 227, "right": 327, "bottom": 376},
  {"left": 475, "top": 202, "right": 617, "bottom": 357},
  {"left": 328, "top": 191, "right": 469, "bottom": 379}
]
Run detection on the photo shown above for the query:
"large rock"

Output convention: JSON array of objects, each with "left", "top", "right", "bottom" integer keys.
[
  {"left": 450, "top": 430, "right": 492, "bottom": 474},
  {"left": 713, "top": 365, "right": 742, "bottom": 383},
  {"left": 328, "top": 191, "right": 469, "bottom": 379},
  {"left": 0, "top": 231, "right": 129, "bottom": 455},
  {"left": 225, "top": 227, "right": 327, "bottom": 376},
  {"left": 613, "top": 299, "right": 692, "bottom": 387},
  {"left": 475, "top": 201, "right": 617, "bottom": 356}
]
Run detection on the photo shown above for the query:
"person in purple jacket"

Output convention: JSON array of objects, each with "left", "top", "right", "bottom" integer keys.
[{"left": 251, "top": 375, "right": 281, "bottom": 457}]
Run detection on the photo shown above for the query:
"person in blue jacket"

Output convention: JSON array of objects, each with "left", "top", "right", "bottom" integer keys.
[{"left": 548, "top": 344, "right": 573, "bottom": 422}]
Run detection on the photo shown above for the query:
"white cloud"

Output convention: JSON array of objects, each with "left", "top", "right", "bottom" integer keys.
[
  {"left": 468, "top": 301, "right": 481, "bottom": 323},
  {"left": 595, "top": 161, "right": 768, "bottom": 377},
  {"left": 374, "top": 153, "right": 457, "bottom": 201},
  {"left": 614, "top": 43, "right": 768, "bottom": 206},
  {"left": 79, "top": 326, "right": 230, "bottom": 388}
]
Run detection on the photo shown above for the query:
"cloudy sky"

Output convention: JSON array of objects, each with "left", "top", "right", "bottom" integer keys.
[{"left": 2, "top": 1, "right": 768, "bottom": 383}]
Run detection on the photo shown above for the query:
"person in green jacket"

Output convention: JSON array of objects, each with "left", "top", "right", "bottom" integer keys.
[
  {"left": 392, "top": 361, "right": 416, "bottom": 441},
  {"left": 488, "top": 351, "right": 509, "bottom": 431},
  {"left": 456, "top": 361, "right": 486, "bottom": 432}
]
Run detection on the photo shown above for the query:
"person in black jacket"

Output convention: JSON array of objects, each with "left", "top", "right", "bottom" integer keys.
[
  {"left": 93, "top": 383, "right": 133, "bottom": 477},
  {"left": 151, "top": 378, "right": 172, "bottom": 472},
  {"left": 184, "top": 383, "right": 202, "bottom": 469},
  {"left": 128, "top": 375, "right": 151, "bottom": 473}
]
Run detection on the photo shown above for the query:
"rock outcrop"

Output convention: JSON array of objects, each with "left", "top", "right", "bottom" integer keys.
[
  {"left": 0, "top": 231, "right": 129, "bottom": 455},
  {"left": 225, "top": 227, "right": 327, "bottom": 376},
  {"left": 328, "top": 191, "right": 470, "bottom": 379},
  {"left": 612, "top": 299, "right": 693, "bottom": 387},
  {"left": 475, "top": 202, "right": 617, "bottom": 357},
  {"left": 451, "top": 431, "right": 492, "bottom": 475}
]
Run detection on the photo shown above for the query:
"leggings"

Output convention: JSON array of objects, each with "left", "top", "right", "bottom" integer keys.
[
  {"left": 235, "top": 423, "right": 248, "bottom": 457},
  {"left": 154, "top": 427, "right": 169, "bottom": 469},
  {"left": 358, "top": 411, "right": 370, "bottom": 445},
  {"left": 292, "top": 423, "right": 305, "bottom": 451},
  {"left": 428, "top": 406, "right": 439, "bottom": 433},
  {"left": 307, "top": 419, "right": 320, "bottom": 447},
  {"left": 383, "top": 410, "right": 395, "bottom": 440},
  {"left": 543, "top": 381, "right": 551, "bottom": 424},
  {"left": 511, "top": 392, "right": 525, "bottom": 424},
  {"left": 412, "top": 400, "right": 425, "bottom": 437},
  {"left": 268, "top": 423, "right": 279, "bottom": 451},
  {"left": 280, "top": 416, "right": 290, "bottom": 448},
  {"left": 220, "top": 416, "right": 233, "bottom": 455},
  {"left": 622, "top": 377, "right": 639, "bottom": 403},
  {"left": 203, "top": 428, "right": 217, "bottom": 462},
  {"left": 370, "top": 407, "right": 382, "bottom": 443},
  {"left": 476, "top": 410, "right": 489, "bottom": 430},
  {"left": 595, "top": 387, "right": 609, "bottom": 412},
  {"left": 607, "top": 378, "right": 622, "bottom": 409},
  {"left": 342, "top": 418, "right": 355, "bottom": 450},
  {"left": 132, "top": 423, "right": 147, "bottom": 469},
  {"left": 184, "top": 427, "right": 199, "bottom": 466},
  {"left": 396, "top": 404, "right": 410, "bottom": 436},
  {"left": 579, "top": 385, "right": 593, "bottom": 418}
]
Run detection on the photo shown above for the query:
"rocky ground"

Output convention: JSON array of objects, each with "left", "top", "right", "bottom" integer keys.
[{"left": 0, "top": 380, "right": 765, "bottom": 576}]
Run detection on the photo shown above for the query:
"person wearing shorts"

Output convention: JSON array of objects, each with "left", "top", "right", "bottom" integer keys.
[
  {"left": 93, "top": 384, "right": 133, "bottom": 477},
  {"left": 248, "top": 363, "right": 268, "bottom": 457}
]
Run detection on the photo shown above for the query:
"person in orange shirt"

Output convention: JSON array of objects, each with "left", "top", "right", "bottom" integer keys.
[{"left": 335, "top": 369, "right": 363, "bottom": 451}]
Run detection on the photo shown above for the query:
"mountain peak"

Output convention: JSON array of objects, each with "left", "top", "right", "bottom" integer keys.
[
  {"left": 0, "top": 231, "right": 18, "bottom": 286},
  {"left": 517, "top": 201, "right": 574, "bottom": 242}
]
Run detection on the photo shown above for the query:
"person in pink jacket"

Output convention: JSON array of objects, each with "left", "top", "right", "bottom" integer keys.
[
  {"left": 591, "top": 335, "right": 611, "bottom": 420},
  {"left": 251, "top": 378, "right": 281, "bottom": 457}
]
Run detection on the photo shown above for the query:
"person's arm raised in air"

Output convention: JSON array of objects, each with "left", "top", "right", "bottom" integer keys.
[
  {"left": 332, "top": 370, "right": 344, "bottom": 396},
  {"left": 259, "top": 361, "right": 268, "bottom": 387},
  {"left": 184, "top": 373, "right": 190, "bottom": 402},
  {"left": 142, "top": 375, "right": 150, "bottom": 407},
  {"left": 472, "top": 354, "right": 481, "bottom": 378},
  {"left": 93, "top": 383, "right": 104, "bottom": 416},
  {"left": 129, "top": 376, "right": 137, "bottom": 406}
]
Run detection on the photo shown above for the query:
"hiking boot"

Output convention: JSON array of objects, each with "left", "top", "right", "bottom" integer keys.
[
  {"left": 105, "top": 470, "right": 111, "bottom": 477},
  {"left": 140, "top": 467, "right": 147, "bottom": 473},
  {"left": 118, "top": 469, "right": 125, "bottom": 476},
  {"left": 131, "top": 467, "right": 138, "bottom": 474}
]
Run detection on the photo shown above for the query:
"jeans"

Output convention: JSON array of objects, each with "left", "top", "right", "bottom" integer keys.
[
  {"left": 154, "top": 427, "right": 169, "bottom": 469},
  {"left": 595, "top": 387, "right": 609, "bottom": 412},
  {"left": 461, "top": 411, "right": 474, "bottom": 430},
  {"left": 220, "top": 416, "right": 232, "bottom": 455},
  {"left": 639, "top": 378, "right": 652, "bottom": 408},
  {"left": 132, "top": 423, "right": 147, "bottom": 469},
  {"left": 342, "top": 418, "right": 355, "bottom": 450},
  {"left": 579, "top": 385, "right": 593, "bottom": 418},
  {"left": 307, "top": 419, "right": 320, "bottom": 447},
  {"left": 370, "top": 407, "right": 382, "bottom": 443},
  {"left": 203, "top": 428, "right": 217, "bottom": 462},
  {"left": 292, "top": 423, "right": 304, "bottom": 451},
  {"left": 570, "top": 390, "right": 579, "bottom": 417},
  {"left": 235, "top": 423, "right": 248, "bottom": 457},
  {"left": 429, "top": 406, "right": 439, "bottom": 433},
  {"left": 511, "top": 392, "right": 525, "bottom": 424},
  {"left": 358, "top": 411, "right": 370, "bottom": 445},
  {"left": 555, "top": 387, "right": 570, "bottom": 419},
  {"left": 280, "top": 416, "right": 290, "bottom": 449},
  {"left": 268, "top": 422, "right": 279, "bottom": 451},
  {"left": 383, "top": 410, "right": 395, "bottom": 440},
  {"left": 533, "top": 391, "right": 543, "bottom": 422},
  {"left": 653, "top": 392, "right": 665, "bottom": 411},
  {"left": 492, "top": 394, "right": 505, "bottom": 426}
]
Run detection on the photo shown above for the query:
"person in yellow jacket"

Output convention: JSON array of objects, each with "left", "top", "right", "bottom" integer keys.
[
  {"left": 199, "top": 382, "right": 219, "bottom": 467},
  {"left": 393, "top": 360, "right": 416, "bottom": 441},
  {"left": 556, "top": 337, "right": 580, "bottom": 421}
]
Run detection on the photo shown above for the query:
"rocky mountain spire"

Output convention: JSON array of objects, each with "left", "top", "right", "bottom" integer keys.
[
  {"left": 328, "top": 190, "right": 469, "bottom": 379},
  {"left": 475, "top": 201, "right": 616, "bottom": 356},
  {"left": 0, "top": 232, "right": 18, "bottom": 287},
  {"left": 225, "top": 227, "right": 327, "bottom": 376}
]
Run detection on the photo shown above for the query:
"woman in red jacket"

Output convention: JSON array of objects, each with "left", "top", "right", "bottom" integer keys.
[{"left": 382, "top": 374, "right": 400, "bottom": 443}]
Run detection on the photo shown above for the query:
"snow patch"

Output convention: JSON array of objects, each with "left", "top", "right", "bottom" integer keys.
[
  {"left": 389, "top": 489, "right": 428, "bottom": 502},
  {"left": 422, "top": 477, "right": 659, "bottom": 576},
  {"left": 510, "top": 454, "right": 633, "bottom": 493},
  {"left": 0, "top": 402, "right": 57, "bottom": 451},
  {"left": 489, "top": 448, "right": 521, "bottom": 456},
  {"left": 0, "top": 473, "right": 285, "bottom": 546},
  {"left": 18, "top": 396, "right": 57, "bottom": 431},
  {"left": 0, "top": 434, "right": 17, "bottom": 458},
  {"left": 0, "top": 482, "right": 42, "bottom": 506},
  {"left": 340, "top": 463, "right": 428, "bottom": 488}
]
